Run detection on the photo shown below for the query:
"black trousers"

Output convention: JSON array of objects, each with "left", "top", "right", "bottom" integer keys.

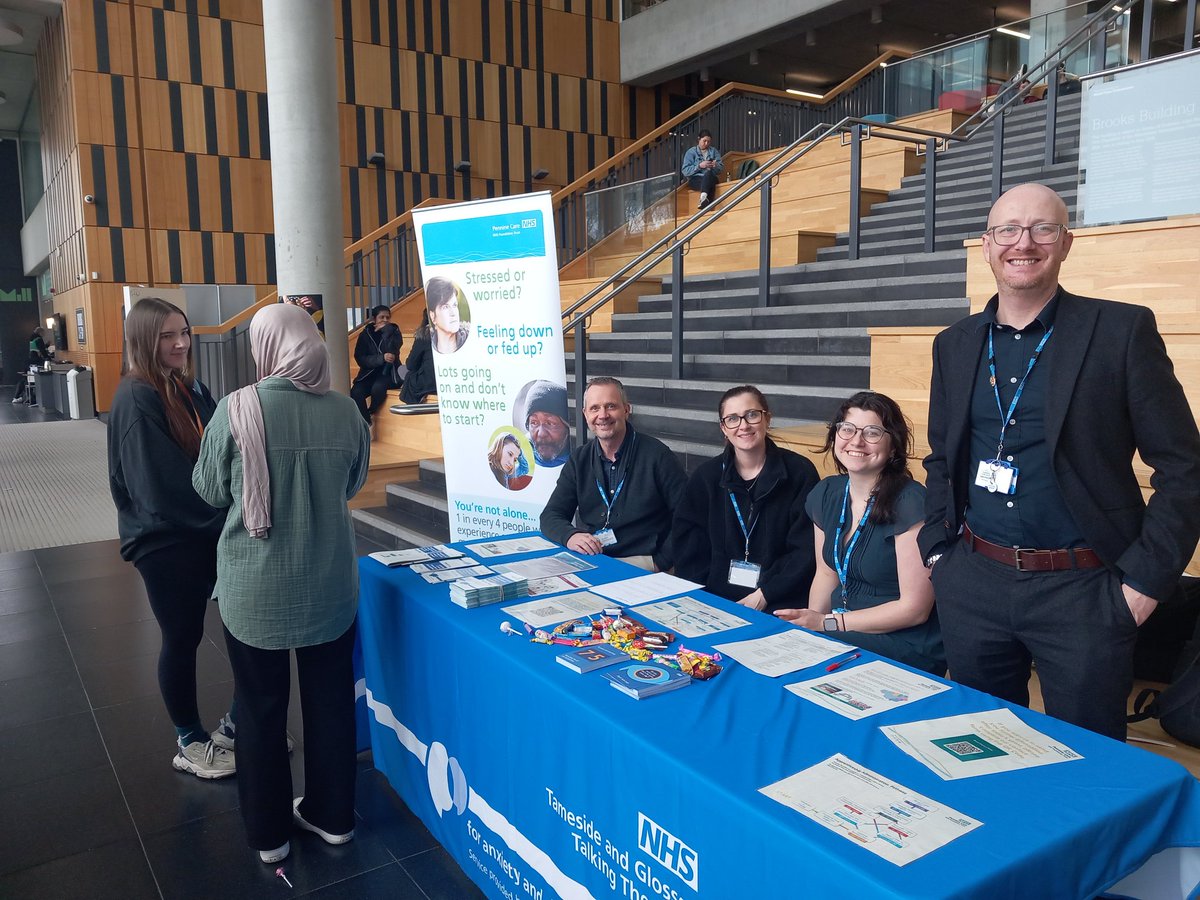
[
  {"left": 133, "top": 542, "right": 218, "bottom": 730},
  {"left": 223, "top": 620, "right": 358, "bottom": 850},
  {"left": 932, "top": 538, "right": 1137, "bottom": 740},
  {"left": 350, "top": 370, "right": 392, "bottom": 422},
  {"left": 688, "top": 171, "right": 718, "bottom": 198}
]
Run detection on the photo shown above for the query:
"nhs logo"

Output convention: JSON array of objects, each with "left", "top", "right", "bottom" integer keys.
[{"left": 637, "top": 812, "right": 699, "bottom": 891}]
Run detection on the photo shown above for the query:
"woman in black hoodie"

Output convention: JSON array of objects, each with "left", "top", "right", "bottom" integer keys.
[
  {"left": 672, "top": 385, "right": 820, "bottom": 613},
  {"left": 107, "top": 297, "right": 236, "bottom": 780},
  {"left": 350, "top": 305, "right": 403, "bottom": 425}
]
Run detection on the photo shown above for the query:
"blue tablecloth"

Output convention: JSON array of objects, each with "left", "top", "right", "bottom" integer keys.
[{"left": 357, "top": 538, "right": 1200, "bottom": 900}]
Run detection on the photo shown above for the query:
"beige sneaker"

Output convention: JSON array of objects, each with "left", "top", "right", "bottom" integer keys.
[{"left": 172, "top": 739, "right": 236, "bottom": 779}]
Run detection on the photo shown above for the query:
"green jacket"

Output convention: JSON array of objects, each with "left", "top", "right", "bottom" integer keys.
[{"left": 193, "top": 377, "right": 371, "bottom": 649}]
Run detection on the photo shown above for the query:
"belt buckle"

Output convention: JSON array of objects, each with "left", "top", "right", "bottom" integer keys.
[{"left": 1012, "top": 547, "right": 1036, "bottom": 571}]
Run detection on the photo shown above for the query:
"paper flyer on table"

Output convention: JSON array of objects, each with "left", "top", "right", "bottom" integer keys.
[
  {"left": 419, "top": 565, "right": 494, "bottom": 584},
  {"left": 494, "top": 551, "right": 596, "bottom": 579},
  {"left": 786, "top": 660, "right": 951, "bottom": 720},
  {"left": 880, "top": 708, "right": 1083, "bottom": 780},
  {"left": 634, "top": 596, "right": 750, "bottom": 638},
  {"left": 714, "top": 628, "right": 852, "bottom": 677},
  {"left": 502, "top": 591, "right": 612, "bottom": 628},
  {"left": 760, "top": 753, "right": 982, "bottom": 866},
  {"left": 590, "top": 572, "right": 701, "bottom": 604},
  {"left": 526, "top": 573, "right": 591, "bottom": 596},
  {"left": 469, "top": 535, "right": 557, "bottom": 558}
]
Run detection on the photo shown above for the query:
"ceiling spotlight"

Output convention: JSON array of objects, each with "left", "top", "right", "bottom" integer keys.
[
  {"left": 532, "top": 168, "right": 550, "bottom": 181},
  {"left": 806, "top": 30, "right": 817, "bottom": 47},
  {"left": 870, "top": 5, "right": 883, "bottom": 24},
  {"left": 749, "top": 49, "right": 760, "bottom": 66},
  {"left": 454, "top": 160, "right": 471, "bottom": 173},
  {"left": 699, "top": 67, "right": 710, "bottom": 82}
]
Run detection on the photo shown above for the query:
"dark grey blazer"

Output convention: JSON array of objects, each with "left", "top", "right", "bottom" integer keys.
[{"left": 919, "top": 288, "right": 1200, "bottom": 601}]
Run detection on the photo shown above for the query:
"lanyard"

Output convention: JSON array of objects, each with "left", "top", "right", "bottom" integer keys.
[
  {"left": 174, "top": 375, "right": 205, "bottom": 438},
  {"left": 987, "top": 323, "right": 1053, "bottom": 457},
  {"left": 594, "top": 433, "right": 635, "bottom": 529},
  {"left": 832, "top": 480, "right": 874, "bottom": 604},
  {"left": 727, "top": 491, "right": 759, "bottom": 561}
]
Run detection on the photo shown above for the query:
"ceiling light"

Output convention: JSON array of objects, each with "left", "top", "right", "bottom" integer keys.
[
  {"left": 870, "top": 6, "right": 883, "bottom": 25},
  {"left": 749, "top": 49, "right": 759, "bottom": 65},
  {"left": 786, "top": 89, "right": 823, "bottom": 99},
  {"left": 996, "top": 26, "right": 1031, "bottom": 39},
  {"left": 806, "top": 30, "right": 817, "bottom": 47}
]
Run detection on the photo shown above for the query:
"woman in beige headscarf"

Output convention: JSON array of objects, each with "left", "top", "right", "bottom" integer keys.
[{"left": 193, "top": 303, "right": 370, "bottom": 865}]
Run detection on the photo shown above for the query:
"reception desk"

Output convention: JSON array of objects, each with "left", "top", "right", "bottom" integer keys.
[{"left": 357, "top": 539, "right": 1200, "bottom": 899}]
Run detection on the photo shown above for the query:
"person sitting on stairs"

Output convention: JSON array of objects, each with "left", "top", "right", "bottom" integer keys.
[{"left": 682, "top": 129, "right": 723, "bottom": 211}]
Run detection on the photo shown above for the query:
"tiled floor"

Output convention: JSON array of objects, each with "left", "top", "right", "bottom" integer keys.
[{"left": 0, "top": 538, "right": 486, "bottom": 899}]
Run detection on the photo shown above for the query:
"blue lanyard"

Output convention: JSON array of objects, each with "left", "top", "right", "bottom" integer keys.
[
  {"left": 987, "top": 323, "right": 1053, "bottom": 457},
  {"left": 727, "top": 491, "right": 758, "bottom": 561},
  {"left": 832, "top": 480, "right": 874, "bottom": 604},
  {"left": 594, "top": 433, "right": 635, "bottom": 528}
]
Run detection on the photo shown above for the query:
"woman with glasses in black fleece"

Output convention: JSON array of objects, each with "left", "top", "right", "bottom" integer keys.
[
  {"left": 774, "top": 391, "right": 945, "bottom": 675},
  {"left": 672, "top": 385, "right": 820, "bottom": 614}
]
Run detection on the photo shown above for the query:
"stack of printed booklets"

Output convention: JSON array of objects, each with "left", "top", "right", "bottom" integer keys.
[
  {"left": 603, "top": 663, "right": 691, "bottom": 699},
  {"left": 449, "top": 572, "right": 529, "bottom": 608}
]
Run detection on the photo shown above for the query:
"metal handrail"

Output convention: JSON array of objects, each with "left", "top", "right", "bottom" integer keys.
[{"left": 561, "top": 0, "right": 1136, "bottom": 432}]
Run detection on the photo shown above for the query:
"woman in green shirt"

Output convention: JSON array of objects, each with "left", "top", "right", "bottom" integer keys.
[{"left": 193, "top": 303, "right": 370, "bottom": 865}]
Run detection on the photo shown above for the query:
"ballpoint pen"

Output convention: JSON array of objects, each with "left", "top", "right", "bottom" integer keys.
[{"left": 826, "top": 652, "right": 861, "bottom": 672}]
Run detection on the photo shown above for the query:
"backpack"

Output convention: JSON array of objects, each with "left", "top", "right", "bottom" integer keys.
[{"left": 1128, "top": 582, "right": 1200, "bottom": 747}]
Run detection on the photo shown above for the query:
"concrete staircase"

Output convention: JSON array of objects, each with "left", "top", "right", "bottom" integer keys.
[{"left": 352, "top": 95, "right": 1083, "bottom": 548}]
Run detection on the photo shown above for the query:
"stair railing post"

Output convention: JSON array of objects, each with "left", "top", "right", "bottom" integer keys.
[
  {"left": 923, "top": 139, "right": 938, "bottom": 254},
  {"left": 1140, "top": 0, "right": 1153, "bottom": 61},
  {"left": 574, "top": 318, "right": 587, "bottom": 438},
  {"left": 991, "top": 110, "right": 1005, "bottom": 204},
  {"left": 1044, "top": 67, "right": 1059, "bottom": 168},
  {"left": 1186, "top": 0, "right": 1197, "bottom": 51},
  {"left": 671, "top": 244, "right": 684, "bottom": 380},
  {"left": 848, "top": 123, "right": 863, "bottom": 261},
  {"left": 758, "top": 176, "right": 772, "bottom": 308}
]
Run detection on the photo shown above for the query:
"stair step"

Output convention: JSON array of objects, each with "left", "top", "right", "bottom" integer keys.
[{"left": 351, "top": 505, "right": 448, "bottom": 550}]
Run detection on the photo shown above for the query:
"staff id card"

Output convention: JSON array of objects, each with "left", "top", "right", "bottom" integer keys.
[
  {"left": 974, "top": 459, "right": 1018, "bottom": 495},
  {"left": 593, "top": 528, "right": 618, "bottom": 547},
  {"left": 728, "top": 559, "right": 761, "bottom": 588}
]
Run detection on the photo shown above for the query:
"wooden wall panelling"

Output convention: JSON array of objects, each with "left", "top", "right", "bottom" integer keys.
[
  {"left": 65, "top": 0, "right": 135, "bottom": 76},
  {"left": 83, "top": 225, "right": 150, "bottom": 287},
  {"left": 72, "top": 72, "right": 138, "bottom": 148},
  {"left": 142, "top": 149, "right": 189, "bottom": 229},
  {"left": 228, "top": 156, "right": 273, "bottom": 233},
  {"left": 540, "top": 7, "right": 587, "bottom": 79},
  {"left": 347, "top": 40, "right": 393, "bottom": 109},
  {"left": 78, "top": 144, "right": 145, "bottom": 229},
  {"left": 131, "top": 0, "right": 264, "bottom": 28},
  {"left": 225, "top": 18, "right": 266, "bottom": 90}
]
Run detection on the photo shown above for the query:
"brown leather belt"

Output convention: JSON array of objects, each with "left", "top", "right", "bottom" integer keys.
[{"left": 962, "top": 524, "right": 1104, "bottom": 572}]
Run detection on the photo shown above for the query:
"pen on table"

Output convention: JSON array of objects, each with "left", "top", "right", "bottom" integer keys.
[{"left": 825, "top": 652, "right": 861, "bottom": 672}]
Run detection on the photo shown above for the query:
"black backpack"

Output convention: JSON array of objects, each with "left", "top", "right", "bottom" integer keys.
[{"left": 1128, "top": 580, "right": 1200, "bottom": 747}]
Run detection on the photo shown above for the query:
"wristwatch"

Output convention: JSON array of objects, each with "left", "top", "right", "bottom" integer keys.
[{"left": 822, "top": 615, "right": 841, "bottom": 633}]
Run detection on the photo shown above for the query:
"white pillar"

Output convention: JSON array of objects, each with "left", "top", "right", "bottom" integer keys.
[{"left": 261, "top": 0, "right": 349, "bottom": 392}]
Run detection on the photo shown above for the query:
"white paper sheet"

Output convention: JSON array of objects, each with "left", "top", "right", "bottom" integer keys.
[
  {"left": 419, "top": 565, "right": 494, "bottom": 584},
  {"left": 501, "top": 591, "right": 613, "bottom": 628},
  {"left": 590, "top": 572, "right": 702, "bottom": 604},
  {"left": 786, "top": 660, "right": 951, "bottom": 720},
  {"left": 633, "top": 596, "right": 750, "bottom": 638},
  {"left": 881, "top": 708, "right": 1083, "bottom": 780},
  {"left": 713, "top": 628, "right": 852, "bottom": 677},
  {"left": 494, "top": 552, "right": 597, "bottom": 579},
  {"left": 760, "top": 753, "right": 982, "bottom": 866},
  {"left": 526, "top": 573, "right": 592, "bottom": 596},
  {"left": 468, "top": 535, "right": 557, "bottom": 558}
]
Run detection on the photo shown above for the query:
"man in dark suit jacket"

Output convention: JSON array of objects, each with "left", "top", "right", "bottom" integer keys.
[{"left": 920, "top": 183, "right": 1200, "bottom": 740}]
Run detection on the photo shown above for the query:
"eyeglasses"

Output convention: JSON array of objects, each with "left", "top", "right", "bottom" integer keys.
[
  {"left": 834, "top": 422, "right": 887, "bottom": 443},
  {"left": 720, "top": 409, "right": 765, "bottom": 429},
  {"left": 983, "top": 223, "right": 1067, "bottom": 245}
]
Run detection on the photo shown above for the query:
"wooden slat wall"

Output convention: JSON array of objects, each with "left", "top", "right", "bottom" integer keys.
[{"left": 39, "top": 0, "right": 686, "bottom": 409}]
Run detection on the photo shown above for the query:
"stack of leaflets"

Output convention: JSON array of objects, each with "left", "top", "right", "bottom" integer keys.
[
  {"left": 449, "top": 572, "right": 529, "bottom": 608},
  {"left": 603, "top": 663, "right": 691, "bottom": 699},
  {"left": 556, "top": 644, "right": 629, "bottom": 674},
  {"left": 368, "top": 545, "right": 465, "bottom": 567}
]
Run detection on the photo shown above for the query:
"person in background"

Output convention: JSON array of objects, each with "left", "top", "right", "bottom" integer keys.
[
  {"left": 107, "top": 297, "right": 236, "bottom": 779},
  {"left": 488, "top": 432, "right": 532, "bottom": 490},
  {"left": 400, "top": 309, "right": 437, "bottom": 404},
  {"left": 673, "top": 385, "right": 819, "bottom": 613},
  {"left": 541, "top": 377, "right": 686, "bottom": 572},
  {"left": 681, "top": 129, "right": 724, "bottom": 211},
  {"left": 776, "top": 391, "right": 945, "bottom": 675},
  {"left": 285, "top": 294, "right": 324, "bottom": 337},
  {"left": 350, "top": 304, "right": 403, "bottom": 426},
  {"left": 425, "top": 277, "right": 471, "bottom": 354},
  {"left": 11, "top": 327, "right": 49, "bottom": 403},
  {"left": 193, "top": 303, "right": 370, "bottom": 865}
]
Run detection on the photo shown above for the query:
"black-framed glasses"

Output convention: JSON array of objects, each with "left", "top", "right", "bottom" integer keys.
[
  {"left": 834, "top": 422, "right": 887, "bottom": 443},
  {"left": 720, "top": 409, "right": 765, "bottom": 429},
  {"left": 983, "top": 223, "right": 1067, "bottom": 245}
]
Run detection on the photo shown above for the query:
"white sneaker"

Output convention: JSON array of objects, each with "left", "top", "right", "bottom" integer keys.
[
  {"left": 172, "top": 739, "right": 236, "bottom": 779},
  {"left": 293, "top": 796, "right": 354, "bottom": 844},
  {"left": 260, "top": 842, "right": 290, "bottom": 864}
]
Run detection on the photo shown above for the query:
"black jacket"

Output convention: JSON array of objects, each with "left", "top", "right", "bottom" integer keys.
[
  {"left": 921, "top": 290, "right": 1200, "bottom": 601},
  {"left": 352, "top": 323, "right": 402, "bottom": 384},
  {"left": 401, "top": 328, "right": 437, "bottom": 403},
  {"left": 672, "top": 439, "right": 819, "bottom": 611},
  {"left": 107, "top": 377, "right": 223, "bottom": 564},
  {"left": 540, "top": 427, "right": 687, "bottom": 570}
]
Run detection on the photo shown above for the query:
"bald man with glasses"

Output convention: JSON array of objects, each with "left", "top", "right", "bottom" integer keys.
[{"left": 919, "top": 183, "right": 1200, "bottom": 740}]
